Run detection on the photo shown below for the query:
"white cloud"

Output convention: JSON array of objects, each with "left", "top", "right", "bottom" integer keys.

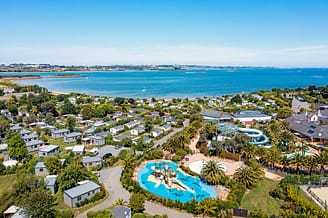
[{"left": 0, "top": 45, "right": 328, "bottom": 67}]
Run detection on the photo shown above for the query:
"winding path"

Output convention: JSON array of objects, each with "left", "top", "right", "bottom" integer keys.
[{"left": 77, "top": 166, "right": 130, "bottom": 218}]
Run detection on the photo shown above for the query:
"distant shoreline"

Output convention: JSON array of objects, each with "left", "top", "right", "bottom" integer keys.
[{"left": 0, "top": 74, "right": 82, "bottom": 81}]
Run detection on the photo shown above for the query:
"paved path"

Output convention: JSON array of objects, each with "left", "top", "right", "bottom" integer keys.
[
  {"left": 145, "top": 201, "right": 194, "bottom": 218},
  {"left": 77, "top": 166, "right": 130, "bottom": 218}
]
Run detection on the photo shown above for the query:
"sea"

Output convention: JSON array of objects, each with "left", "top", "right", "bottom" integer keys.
[{"left": 2, "top": 68, "right": 328, "bottom": 98}]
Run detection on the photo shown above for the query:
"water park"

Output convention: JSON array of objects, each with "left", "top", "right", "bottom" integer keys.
[
  {"left": 238, "top": 127, "right": 269, "bottom": 146},
  {"left": 217, "top": 123, "right": 270, "bottom": 146},
  {"left": 136, "top": 160, "right": 229, "bottom": 203}
]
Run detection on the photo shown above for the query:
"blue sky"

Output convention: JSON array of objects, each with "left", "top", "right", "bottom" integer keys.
[{"left": 1, "top": 0, "right": 328, "bottom": 66}]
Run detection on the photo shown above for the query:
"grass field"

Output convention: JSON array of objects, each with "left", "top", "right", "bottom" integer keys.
[
  {"left": 241, "top": 178, "right": 282, "bottom": 215},
  {"left": 0, "top": 174, "right": 17, "bottom": 196},
  {"left": 0, "top": 174, "right": 17, "bottom": 214}
]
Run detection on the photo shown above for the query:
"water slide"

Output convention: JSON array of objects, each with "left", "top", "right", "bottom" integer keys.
[{"left": 238, "top": 128, "right": 269, "bottom": 146}]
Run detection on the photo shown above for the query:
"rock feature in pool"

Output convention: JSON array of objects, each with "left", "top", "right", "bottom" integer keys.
[{"left": 137, "top": 161, "right": 217, "bottom": 203}]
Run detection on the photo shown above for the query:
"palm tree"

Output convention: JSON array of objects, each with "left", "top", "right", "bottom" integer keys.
[
  {"left": 175, "top": 134, "right": 190, "bottom": 148},
  {"left": 280, "top": 155, "right": 290, "bottom": 172},
  {"left": 243, "top": 143, "right": 257, "bottom": 159},
  {"left": 114, "top": 198, "right": 128, "bottom": 206},
  {"left": 200, "top": 160, "right": 225, "bottom": 185},
  {"left": 162, "top": 140, "right": 176, "bottom": 153},
  {"left": 305, "top": 156, "right": 318, "bottom": 175},
  {"left": 196, "top": 198, "right": 217, "bottom": 218},
  {"left": 291, "top": 153, "right": 304, "bottom": 174},
  {"left": 315, "top": 151, "right": 328, "bottom": 175},
  {"left": 234, "top": 166, "right": 259, "bottom": 189},
  {"left": 210, "top": 140, "right": 223, "bottom": 156}
]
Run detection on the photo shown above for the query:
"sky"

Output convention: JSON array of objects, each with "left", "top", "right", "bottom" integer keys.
[{"left": 1, "top": 0, "right": 328, "bottom": 67}]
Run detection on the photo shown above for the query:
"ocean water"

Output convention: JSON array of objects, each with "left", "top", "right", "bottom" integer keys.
[{"left": 3, "top": 68, "right": 328, "bottom": 98}]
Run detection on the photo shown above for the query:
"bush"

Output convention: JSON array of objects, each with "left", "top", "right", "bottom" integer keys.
[
  {"left": 55, "top": 210, "right": 74, "bottom": 218},
  {"left": 220, "top": 150, "right": 240, "bottom": 161},
  {"left": 87, "top": 210, "right": 111, "bottom": 218}
]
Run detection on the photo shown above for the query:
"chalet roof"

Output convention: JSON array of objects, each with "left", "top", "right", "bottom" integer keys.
[
  {"left": 64, "top": 181, "right": 100, "bottom": 199},
  {"left": 200, "top": 109, "right": 232, "bottom": 119},
  {"left": 287, "top": 116, "right": 328, "bottom": 140},
  {"left": 82, "top": 156, "right": 101, "bottom": 163},
  {"left": 45, "top": 175, "right": 57, "bottom": 186},
  {"left": 26, "top": 140, "right": 44, "bottom": 146},
  {"left": 35, "top": 161, "right": 46, "bottom": 169},
  {"left": 234, "top": 110, "right": 270, "bottom": 118},
  {"left": 111, "top": 206, "right": 131, "bottom": 218},
  {"left": 39, "top": 145, "right": 59, "bottom": 152}
]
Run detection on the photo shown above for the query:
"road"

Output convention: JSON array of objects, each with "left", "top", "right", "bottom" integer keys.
[
  {"left": 151, "top": 119, "right": 189, "bottom": 149},
  {"left": 98, "top": 145, "right": 130, "bottom": 157},
  {"left": 78, "top": 164, "right": 194, "bottom": 218},
  {"left": 78, "top": 119, "right": 192, "bottom": 217},
  {"left": 77, "top": 166, "right": 130, "bottom": 218}
]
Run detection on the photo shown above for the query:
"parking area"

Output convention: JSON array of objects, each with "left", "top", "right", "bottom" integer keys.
[{"left": 98, "top": 145, "right": 130, "bottom": 157}]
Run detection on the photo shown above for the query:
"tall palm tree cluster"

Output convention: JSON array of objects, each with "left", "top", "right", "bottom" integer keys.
[
  {"left": 162, "top": 122, "right": 199, "bottom": 153},
  {"left": 264, "top": 119, "right": 297, "bottom": 152},
  {"left": 260, "top": 148, "right": 328, "bottom": 175}
]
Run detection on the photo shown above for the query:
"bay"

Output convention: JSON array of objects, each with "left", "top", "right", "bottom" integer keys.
[{"left": 2, "top": 68, "right": 328, "bottom": 98}]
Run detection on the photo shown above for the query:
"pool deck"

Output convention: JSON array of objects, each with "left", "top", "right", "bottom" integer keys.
[{"left": 184, "top": 153, "right": 244, "bottom": 176}]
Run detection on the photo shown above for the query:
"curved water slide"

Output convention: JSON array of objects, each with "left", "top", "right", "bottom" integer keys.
[{"left": 238, "top": 128, "right": 269, "bottom": 145}]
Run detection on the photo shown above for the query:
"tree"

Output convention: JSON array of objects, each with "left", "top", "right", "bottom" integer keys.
[
  {"left": 129, "top": 193, "right": 145, "bottom": 213},
  {"left": 196, "top": 198, "right": 217, "bottom": 217},
  {"left": 41, "top": 101, "right": 57, "bottom": 115},
  {"left": 61, "top": 99, "right": 77, "bottom": 115},
  {"left": 230, "top": 94, "right": 242, "bottom": 104},
  {"left": 200, "top": 160, "right": 225, "bottom": 185},
  {"left": 315, "top": 151, "right": 328, "bottom": 175},
  {"left": 8, "top": 134, "right": 28, "bottom": 162},
  {"left": 305, "top": 156, "right": 318, "bottom": 175},
  {"left": 291, "top": 153, "right": 305, "bottom": 174},
  {"left": 66, "top": 116, "right": 76, "bottom": 132},
  {"left": 13, "top": 174, "right": 55, "bottom": 218},
  {"left": 45, "top": 112, "right": 56, "bottom": 125},
  {"left": 144, "top": 117, "right": 153, "bottom": 133},
  {"left": 7, "top": 104, "right": 18, "bottom": 115},
  {"left": 0, "top": 116, "right": 10, "bottom": 137},
  {"left": 20, "top": 187, "right": 56, "bottom": 218},
  {"left": 44, "top": 156, "right": 61, "bottom": 174},
  {"left": 82, "top": 105, "right": 92, "bottom": 120},
  {"left": 113, "top": 198, "right": 128, "bottom": 206},
  {"left": 114, "top": 97, "right": 125, "bottom": 105},
  {"left": 234, "top": 166, "right": 260, "bottom": 189},
  {"left": 57, "top": 165, "right": 94, "bottom": 191}
]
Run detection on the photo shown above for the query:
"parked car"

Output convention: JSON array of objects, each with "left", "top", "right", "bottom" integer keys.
[
  {"left": 89, "top": 148, "right": 99, "bottom": 155},
  {"left": 102, "top": 153, "right": 112, "bottom": 159}
]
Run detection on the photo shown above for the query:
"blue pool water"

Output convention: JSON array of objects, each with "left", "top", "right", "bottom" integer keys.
[
  {"left": 137, "top": 161, "right": 217, "bottom": 203},
  {"left": 5, "top": 68, "right": 328, "bottom": 98},
  {"left": 285, "top": 149, "right": 312, "bottom": 159}
]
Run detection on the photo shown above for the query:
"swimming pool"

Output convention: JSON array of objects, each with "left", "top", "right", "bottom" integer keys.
[
  {"left": 137, "top": 161, "right": 217, "bottom": 203},
  {"left": 285, "top": 149, "right": 312, "bottom": 159}
]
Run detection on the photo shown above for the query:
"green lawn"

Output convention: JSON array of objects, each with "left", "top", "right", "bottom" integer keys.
[
  {"left": 0, "top": 174, "right": 17, "bottom": 196},
  {"left": 241, "top": 178, "right": 282, "bottom": 216}
]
